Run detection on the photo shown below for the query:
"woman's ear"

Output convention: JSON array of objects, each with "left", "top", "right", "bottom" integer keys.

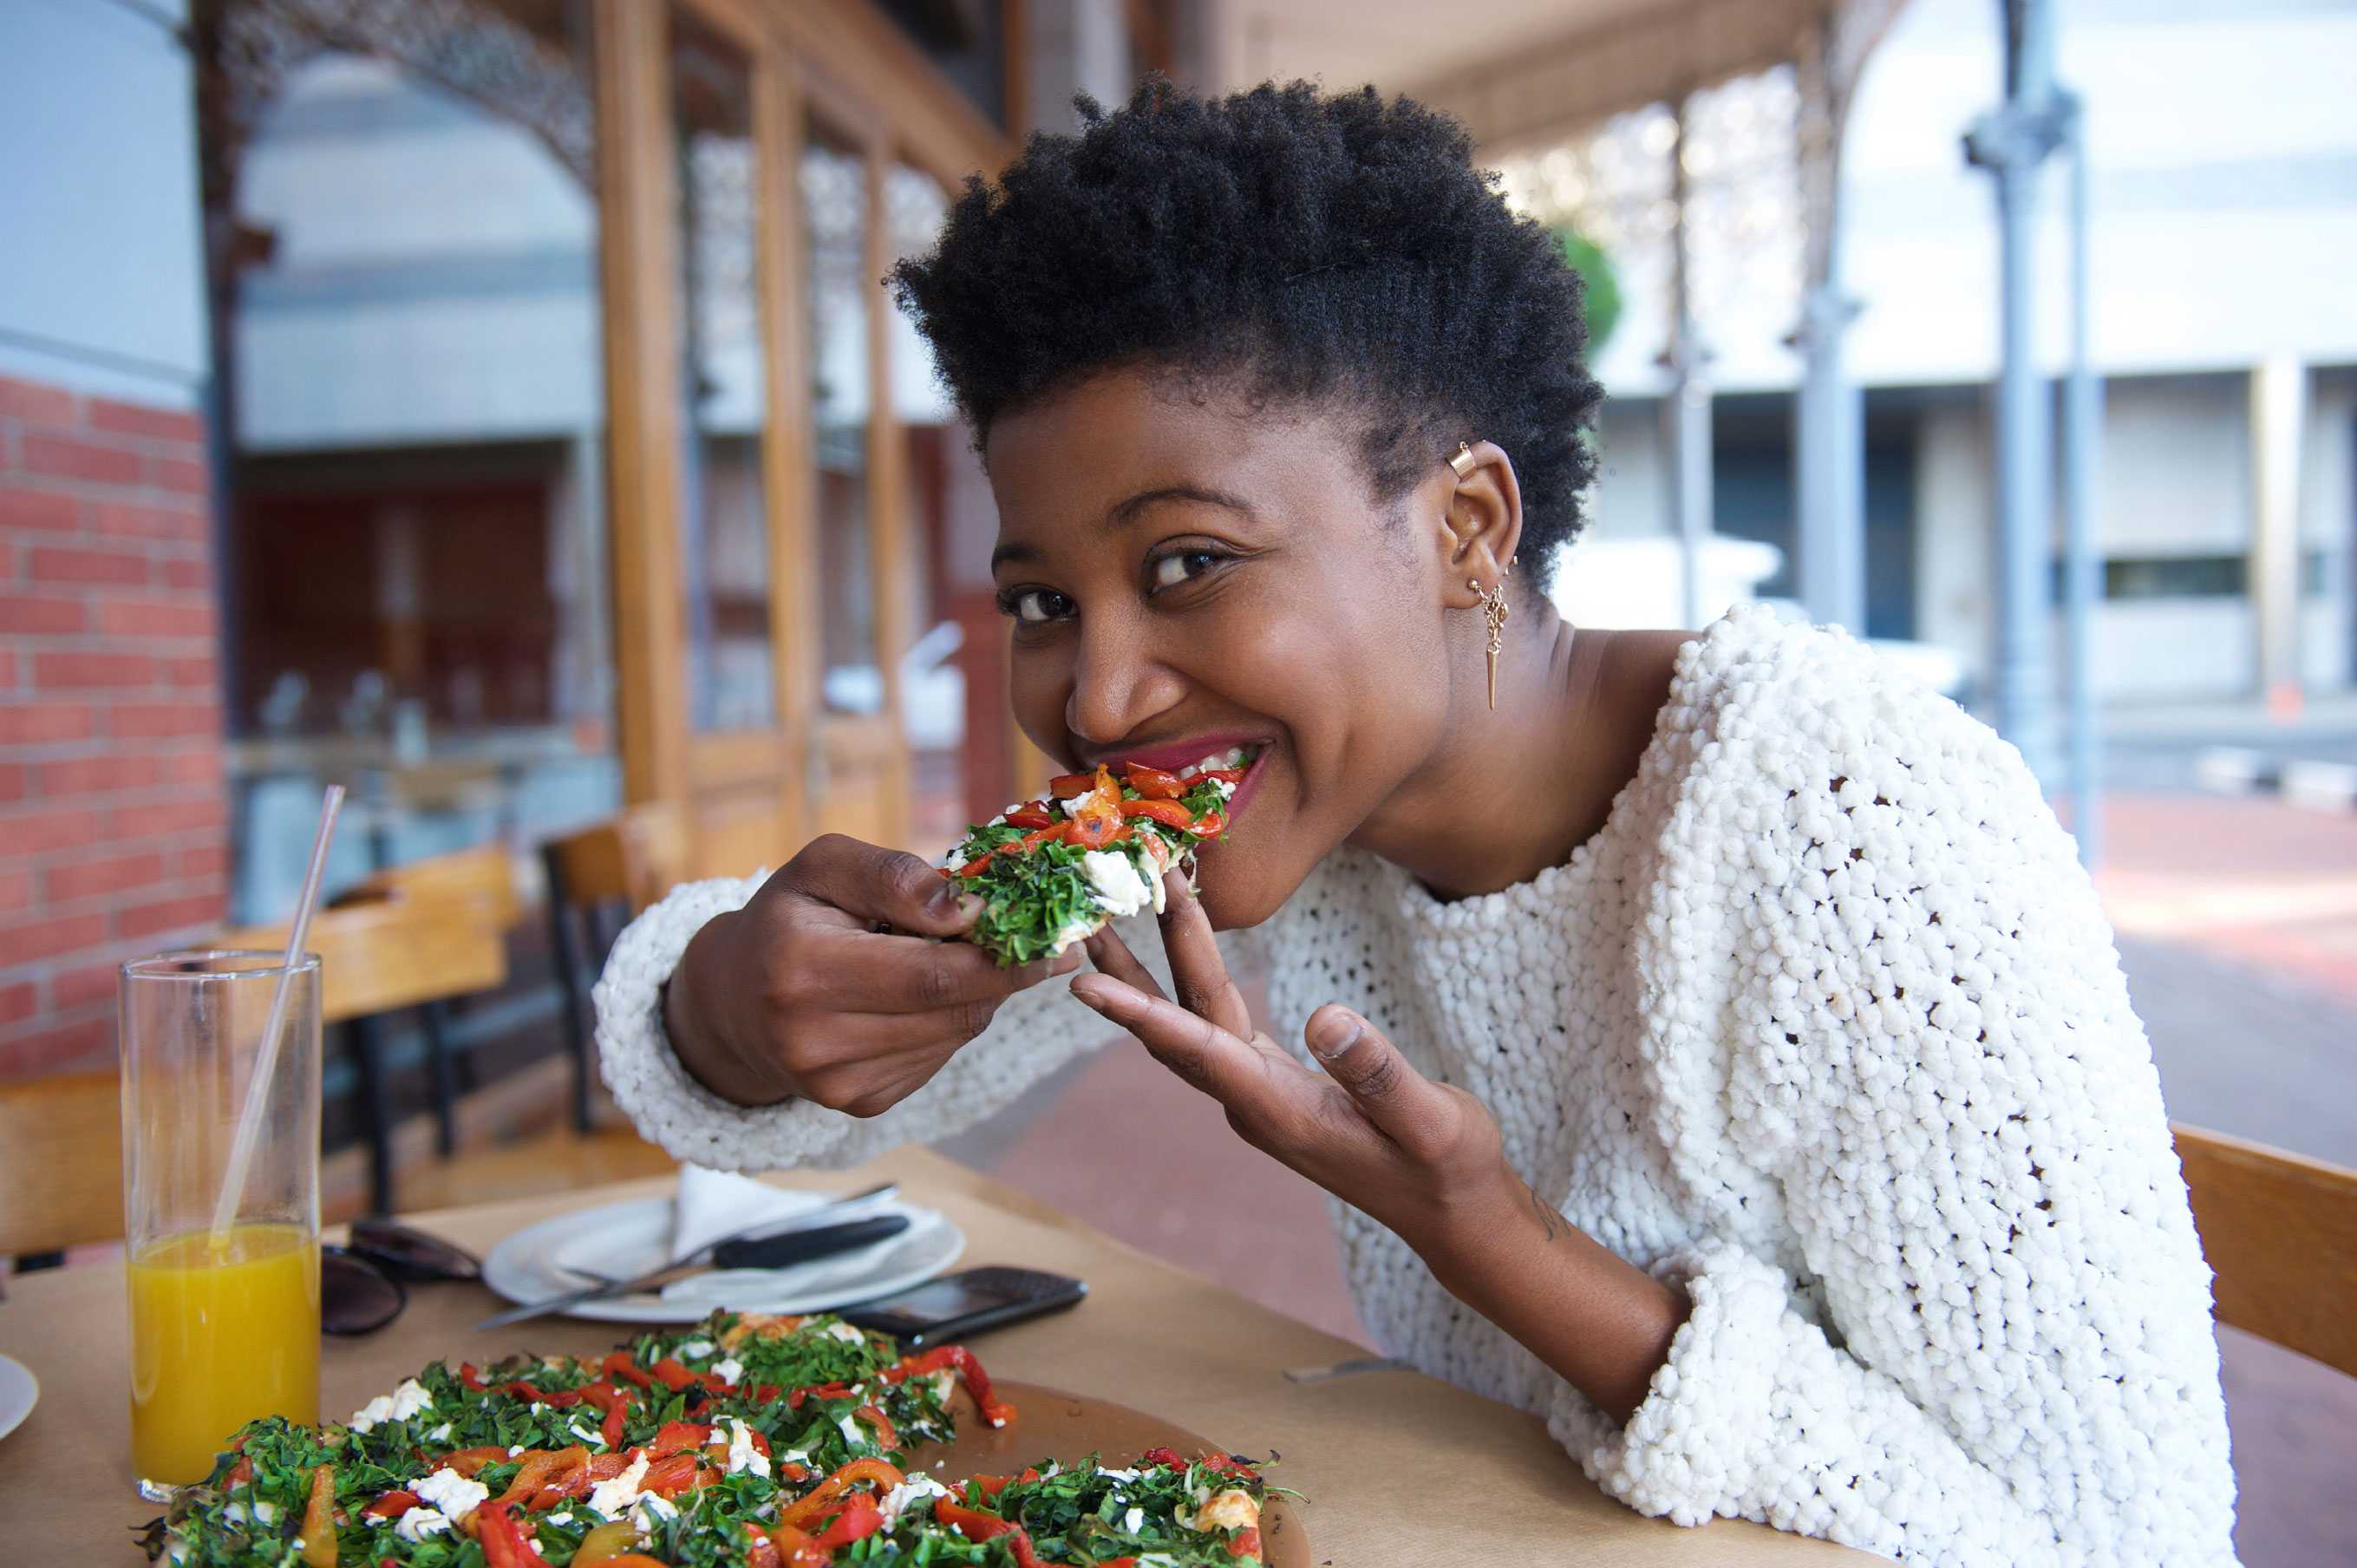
[{"left": 1432, "top": 440, "right": 1525, "bottom": 604}]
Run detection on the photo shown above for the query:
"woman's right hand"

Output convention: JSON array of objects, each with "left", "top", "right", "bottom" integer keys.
[{"left": 660, "top": 834, "right": 1080, "bottom": 1114}]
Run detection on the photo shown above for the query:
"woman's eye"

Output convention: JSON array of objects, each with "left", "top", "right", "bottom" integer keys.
[
  {"left": 1149, "top": 551, "right": 1222, "bottom": 591},
  {"left": 1005, "top": 588, "right": 1073, "bottom": 624}
]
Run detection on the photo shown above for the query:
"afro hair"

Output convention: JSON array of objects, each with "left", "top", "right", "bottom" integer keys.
[{"left": 888, "top": 78, "right": 1606, "bottom": 580}]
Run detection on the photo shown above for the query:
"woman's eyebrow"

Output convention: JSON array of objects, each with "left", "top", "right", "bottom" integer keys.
[
  {"left": 991, "top": 485, "right": 1258, "bottom": 573},
  {"left": 1107, "top": 484, "right": 1257, "bottom": 526}
]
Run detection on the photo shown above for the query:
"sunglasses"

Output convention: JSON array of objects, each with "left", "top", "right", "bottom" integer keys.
[{"left": 321, "top": 1219, "right": 483, "bottom": 1336}]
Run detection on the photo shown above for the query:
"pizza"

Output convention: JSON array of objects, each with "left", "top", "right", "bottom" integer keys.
[
  {"left": 143, "top": 1309, "right": 1275, "bottom": 1567},
  {"left": 939, "top": 748, "right": 1253, "bottom": 966}
]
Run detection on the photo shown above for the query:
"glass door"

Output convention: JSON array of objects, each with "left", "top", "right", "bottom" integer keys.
[{"left": 793, "top": 95, "right": 911, "bottom": 850}]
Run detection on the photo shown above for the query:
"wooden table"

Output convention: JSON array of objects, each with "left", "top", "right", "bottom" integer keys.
[{"left": 0, "top": 1148, "right": 1866, "bottom": 1565}]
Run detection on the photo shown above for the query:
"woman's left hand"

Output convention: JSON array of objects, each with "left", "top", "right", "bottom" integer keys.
[{"left": 1071, "top": 870, "right": 1518, "bottom": 1261}]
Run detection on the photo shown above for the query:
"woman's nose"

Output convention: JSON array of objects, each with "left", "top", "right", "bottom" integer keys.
[{"left": 1064, "top": 620, "right": 1186, "bottom": 752}]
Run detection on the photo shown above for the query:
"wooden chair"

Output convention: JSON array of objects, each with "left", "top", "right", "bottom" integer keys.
[
  {"left": 333, "top": 845, "right": 525, "bottom": 1157},
  {"left": 541, "top": 805, "right": 689, "bottom": 1132},
  {"left": 0, "top": 1072, "right": 124, "bottom": 1266},
  {"left": 221, "top": 879, "right": 508, "bottom": 1215},
  {"left": 2175, "top": 1122, "right": 2357, "bottom": 1379}
]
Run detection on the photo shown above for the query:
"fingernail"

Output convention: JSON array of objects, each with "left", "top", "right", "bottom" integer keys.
[
  {"left": 1069, "top": 976, "right": 1111, "bottom": 1011},
  {"left": 951, "top": 893, "right": 985, "bottom": 924},
  {"left": 1309, "top": 1010, "right": 1362, "bottom": 1061}
]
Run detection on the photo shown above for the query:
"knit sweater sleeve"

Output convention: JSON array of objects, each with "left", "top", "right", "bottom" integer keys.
[
  {"left": 1555, "top": 628, "right": 2238, "bottom": 1567},
  {"left": 591, "top": 869, "right": 1251, "bottom": 1173}
]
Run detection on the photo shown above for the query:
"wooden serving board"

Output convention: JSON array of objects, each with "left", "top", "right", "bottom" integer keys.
[{"left": 926, "top": 1381, "right": 1309, "bottom": 1568}]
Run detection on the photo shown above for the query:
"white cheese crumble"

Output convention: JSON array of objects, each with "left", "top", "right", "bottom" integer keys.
[
  {"left": 1081, "top": 848, "right": 1153, "bottom": 918},
  {"left": 346, "top": 1393, "right": 396, "bottom": 1432},
  {"left": 586, "top": 1451, "right": 650, "bottom": 1519},
  {"left": 1095, "top": 1467, "right": 1141, "bottom": 1482},
  {"left": 388, "top": 1378, "right": 434, "bottom": 1421},
  {"left": 824, "top": 1321, "right": 865, "bottom": 1344},
  {"left": 1123, "top": 1506, "right": 1146, "bottom": 1533},
  {"left": 1056, "top": 792, "right": 1095, "bottom": 817},
  {"left": 393, "top": 1506, "right": 453, "bottom": 1543},
  {"left": 676, "top": 1337, "right": 715, "bottom": 1358},
  {"left": 837, "top": 1411, "right": 868, "bottom": 1447},
  {"left": 720, "top": 1416, "right": 770, "bottom": 1479},
  {"left": 425, "top": 1421, "right": 454, "bottom": 1443},
  {"left": 710, "top": 1356, "right": 745, "bottom": 1386},
  {"left": 567, "top": 1415, "right": 604, "bottom": 1447},
  {"left": 413, "top": 1467, "right": 489, "bottom": 1522},
  {"left": 877, "top": 1473, "right": 953, "bottom": 1526},
  {"left": 631, "top": 1493, "right": 680, "bottom": 1531},
  {"left": 546, "top": 1512, "right": 574, "bottom": 1526}
]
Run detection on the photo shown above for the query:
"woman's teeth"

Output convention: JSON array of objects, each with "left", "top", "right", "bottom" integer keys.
[{"left": 1176, "top": 746, "right": 1256, "bottom": 779}]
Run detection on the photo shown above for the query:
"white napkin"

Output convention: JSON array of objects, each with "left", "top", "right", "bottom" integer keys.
[{"left": 669, "top": 1165, "right": 826, "bottom": 1260}]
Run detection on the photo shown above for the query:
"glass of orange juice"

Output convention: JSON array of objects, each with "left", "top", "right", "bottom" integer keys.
[{"left": 121, "top": 950, "right": 323, "bottom": 1498}]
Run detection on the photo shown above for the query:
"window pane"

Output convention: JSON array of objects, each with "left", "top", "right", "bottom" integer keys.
[
  {"left": 671, "top": 10, "right": 773, "bottom": 733},
  {"left": 804, "top": 121, "right": 881, "bottom": 715},
  {"left": 219, "top": 1, "right": 617, "bottom": 919}
]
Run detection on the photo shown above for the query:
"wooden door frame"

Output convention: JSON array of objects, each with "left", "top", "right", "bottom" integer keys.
[{"left": 604, "top": 0, "right": 1015, "bottom": 859}]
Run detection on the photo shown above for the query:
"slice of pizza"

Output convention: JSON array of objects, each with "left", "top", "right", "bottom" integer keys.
[
  {"left": 868, "top": 1446, "right": 1276, "bottom": 1565},
  {"left": 144, "top": 1310, "right": 1018, "bottom": 1566},
  {"left": 940, "top": 747, "right": 1253, "bottom": 965}
]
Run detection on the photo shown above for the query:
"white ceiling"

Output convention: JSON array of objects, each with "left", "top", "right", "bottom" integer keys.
[{"left": 1205, "top": 0, "right": 1839, "bottom": 153}]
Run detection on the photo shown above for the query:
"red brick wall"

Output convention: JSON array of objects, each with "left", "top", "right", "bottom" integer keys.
[{"left": 0, "top": 373, "right": 227, "bottom": 1080}]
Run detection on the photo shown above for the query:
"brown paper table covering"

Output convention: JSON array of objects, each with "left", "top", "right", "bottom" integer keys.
[{"left": 0, "top": 1147, "right": 1868, "bottom": 1565}]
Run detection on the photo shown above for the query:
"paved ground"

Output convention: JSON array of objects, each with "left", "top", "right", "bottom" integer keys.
[{"left": 939, "top": 780, "right": 2357, "bottom": 1566}]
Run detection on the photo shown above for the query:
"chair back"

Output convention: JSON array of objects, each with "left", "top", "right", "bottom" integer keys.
[
  {"left": 338, "top": 843, "right": 525, "bottom": 932},
  {"left": 2175, "top": 1121, "right": 2357, "bottom": 1378},
  {"left": 544, "top": 804, "right": 689, "bottom": 916},
  {"left": 219, "top": 890, "right": 507, "bottom": 1024},
  {"left": 0, "top": 1071, "right": 124, "bottom": 1255}
]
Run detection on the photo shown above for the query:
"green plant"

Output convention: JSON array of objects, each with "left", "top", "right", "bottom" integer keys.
[{"left": 1555, "top": 226, "right": 1622, "bottom": 356}]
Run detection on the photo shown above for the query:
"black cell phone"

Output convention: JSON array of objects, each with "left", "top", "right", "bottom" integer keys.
[{"left": 836, "top": 1266, "right": 1086, "bottom": 1349}]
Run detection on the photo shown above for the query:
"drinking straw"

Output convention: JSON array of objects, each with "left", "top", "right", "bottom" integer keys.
[{"left": 208, "top": 784, "right": 344, "bottom": 1247}]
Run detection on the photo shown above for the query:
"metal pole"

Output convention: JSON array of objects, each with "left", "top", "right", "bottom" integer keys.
[
  {"left": 1793, "top": 14, "right": 1865, "bottom": 634},
  {"left": 1663, "top": 97, "right": 1714, "bottom": 629},
  {"left": 2059, "top": 92, "right": 2102, "bottom": 865},
  {"left": 1966, "top": 0, "right": 2063, "bottom": 784}
]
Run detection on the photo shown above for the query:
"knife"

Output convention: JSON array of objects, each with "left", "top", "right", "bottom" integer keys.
[{"left": 473, "top": 1180, "right": 898, "bottom": 1330}]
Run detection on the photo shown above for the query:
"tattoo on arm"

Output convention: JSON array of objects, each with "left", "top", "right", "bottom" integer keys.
[{"left": 1525, "top": 1179, "right": 1563, "bottom": 1243}]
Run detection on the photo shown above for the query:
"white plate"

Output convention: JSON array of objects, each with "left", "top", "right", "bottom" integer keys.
[
  {"left": 0, "top": 1353, "right": 36, "bottom": 1445},
  {"left": 482, "top": 1193, "right": 963, "bottom": 1324}
]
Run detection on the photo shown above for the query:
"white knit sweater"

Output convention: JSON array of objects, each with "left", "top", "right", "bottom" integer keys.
[{"left": 595, "top": 607, "right": 2239, "bottom": 1566}]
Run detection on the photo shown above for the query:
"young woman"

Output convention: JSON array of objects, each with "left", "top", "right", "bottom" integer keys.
[{"left": 597, "top": 82, "right": 2236, "bottom": 1566}]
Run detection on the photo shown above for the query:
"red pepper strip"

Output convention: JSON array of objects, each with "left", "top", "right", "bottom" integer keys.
[
  {"left": 786, "top": 1380, "right": 852, "bottom": 1409},
  {"left": 1047, "top": 773, "right": 1097, "bottom": 798},
  {"left": 1231, "top": 1525, "right": 1265, "bottom": 1561},
  {"left": 599, "top": 1351, "right": 654, "bottom": 1390},
  {"left": 743, "top": 1523, "right": 784, "bottom": 1568},
  {"left": 223, "top": 1457, "right": 255, "bottom": 1488},
  {"left": 957, "top": 820, "right": 1075, "bottom": 878},
  {"left": 851, "top": 1402, "right": 897, "bottom": 1450},
  {"left": 754, "top": 1383, "right": 784, "bottom": 1404},
  {"left": 433, "top": 1446, "right": 510, "bottom": 1479},
  {"left": 774, "top": 1457, "right": 905, "bottom": 1530},
  {"left": 530, "top": 1446, "right": 593, "bottom": 1510},
  {"left": 964, "top": 1466, "right": 1040, "bottom": 1499},
  {"left": 1119, "top": 798, "right": 1193, "bottom": 828},
  {"left": 457, "top": 1362, "right": 489, "bottom": 1391},
  {"left": 639, "top": 1452, "right": 708, "bottom": 1497},
  {"left": 1067, "top": 814, "right": 1129, "bottom": 849},
  {"left": 362, "top": 1489, "right": 420, "bottom": 1520},
  {"left": 648, "top": 1356, "right": 701, "bottom": 1392},
  {"left": 883, "top": 1344, "right": 1016, "bottom": 1428},
  {"left": 489, "top": 1447, "right": 575, "bottom": 1509},
  {"left": 299, "top": 1465, "right": 336, "bottom": 1568},
  {"left": 1139, "top": 1445, "right": 1260, "bottom": 1480},
  {"left": 1188, "top": 809, "right": 1227, "bottom": 838},
  {"left": 598, "top": 1388, "right": 630, "bottom": 1448},
  {"left": 1194, "top": 767, "right": 1247, "bottom": 785},
  {"left": 474, "top": 1501, "right": 533, "bottom": 1568},
  {"left": 1002, "top": 804, "right": 1054, "bottom": 828},
  {"left": 931, "top": 1498, "right": 1061, "bottom": 1568},
  {"left": 811, "top": 1494, "right": 885, "bottom": 1552},
  {"left": 771, "top": 1521, "right": 824, "bottom": 1568},
  {"left": 1123, "top": 763, "right": 1186, "bottom": 800},
  {"left": 650, "top": 1420, "right": 713, "bottom": 1455}
]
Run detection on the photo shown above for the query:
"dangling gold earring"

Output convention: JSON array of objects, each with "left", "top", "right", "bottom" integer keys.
[{"left": 1469, "top": 576, "right": 1510, "bottom": 709}]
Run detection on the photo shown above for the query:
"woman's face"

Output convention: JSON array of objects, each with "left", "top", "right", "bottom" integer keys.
[{"left": 983, "top": 369, "right": 1460, "bottom": 929}]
